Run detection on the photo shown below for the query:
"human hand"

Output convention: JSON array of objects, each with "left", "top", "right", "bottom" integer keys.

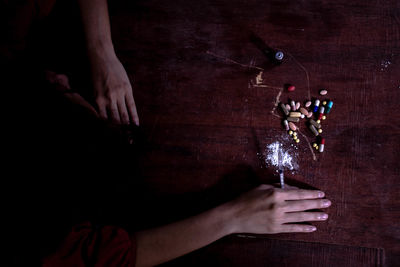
[
  {"left": 90, "top": 53, "right": 139, "bottom": 126},
  {"left": 228, "top": 184, "right": 331, "bottom": 234}
]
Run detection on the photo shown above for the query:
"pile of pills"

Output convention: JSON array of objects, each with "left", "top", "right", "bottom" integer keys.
[{"left": 280, "top": 88, "right": 333, "bottom": 153}]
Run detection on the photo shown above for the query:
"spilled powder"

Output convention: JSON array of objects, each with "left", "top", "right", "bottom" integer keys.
[{"left": 265, "top": 140, "right": 298, "bottom": 171}]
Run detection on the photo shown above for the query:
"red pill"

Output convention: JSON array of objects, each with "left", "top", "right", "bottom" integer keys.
[{"left": 287, "top": 85, "right": 296, "bottom": 92}]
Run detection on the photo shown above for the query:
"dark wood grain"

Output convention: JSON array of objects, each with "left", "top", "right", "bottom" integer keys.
[
  {"left": 3, "top": 0, "right": 399, "bottom": 266},
  {"left": 106, "top": 0, "right": 400, "bottom": 265}
]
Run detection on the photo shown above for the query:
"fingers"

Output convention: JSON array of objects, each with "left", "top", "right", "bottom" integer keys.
[
  {"left": 280, "top": 189, "right": 325, "bottom": 200},
  {"left": 280, "top": 224, "right": 317, "bottom": 233},
  {"left": 283, "top": 199, "right": 331, "bottom": 212},
  {"left": 118, "top": 100, "right": 130, "bottom": 125},
  {"left": 126, "top": 94, "right": 139, "bottom": 126},
  {"left": 284, "top": 212, "right": 328, "bottom": 223},
  {"left": 108, "top": 101, "right": 121, "bottom": 124}
]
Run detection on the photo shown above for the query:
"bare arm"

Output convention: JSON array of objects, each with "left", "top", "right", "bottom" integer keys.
[
  {"left": 135, "top": 184, "right": 331, "bottom": 267},
  {"left": 77, "top": 0, "right": 139, "bottom": 125}
]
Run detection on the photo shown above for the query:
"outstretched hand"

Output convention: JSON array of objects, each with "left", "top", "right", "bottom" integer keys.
[
  {"left": 228, "top": 184, "right": 331, "bottom": 234},
  {"left": 91, "top": 53, "right": 139, "bottom": 126}
]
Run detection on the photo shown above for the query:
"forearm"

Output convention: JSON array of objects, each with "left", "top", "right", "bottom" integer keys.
[
  {"left": 134, "top": 202, "right": 236, "bottom": 267},
  {"left": 77, "top": 0, "right": 114, "bottom": 57}
]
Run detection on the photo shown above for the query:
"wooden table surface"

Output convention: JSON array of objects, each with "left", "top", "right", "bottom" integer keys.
[{"left": 104, "top": 0, "right": 400, "bottom": 266}]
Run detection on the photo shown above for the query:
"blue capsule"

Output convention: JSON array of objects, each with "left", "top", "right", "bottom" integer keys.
[{"left": 313, "top": 99, "right": 320, "bottom": 113}]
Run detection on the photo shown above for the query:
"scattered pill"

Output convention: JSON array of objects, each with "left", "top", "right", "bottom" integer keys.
[
  {"left": 322, "top": 101, "right": 327, "bottom": 105},
  {"left": 313, "top": 143, "right": 317, "bottom": 148},
  {"left": 322, "top": 115, "right": 326, "bottom": 120},
  {"left": 305, "top": 101, "right": 312, "bottom": 107},
  {"left": 325, "top": 101, "right": 333, "bottom": 113},
  {"left": 293, "top": 135, "right": 298, "bottom": 140},
  {"left": 309, "top": 124, "right": 319, "bottom": 136},
  {"left": 313, "top": 99, "right": 320, "bottom": 112},
  {"left": 319, "top": 138, "right": 325, "bottom": 152},
  {"left": 310, "top": 119, "right": 321, "bottom": 129},
  {"left": 318, "top": 129, "right": 323, "bottom": 133},
  {"left": 295, "top": 102, "right": 300, "bottom": 110},
  {"left": 286, "top": 104, "right": 291, "bottom": 111},
  {"left": 287, "top": 117, "right": 300, "bottom": 122},
  {"left": 306, "top": 111, "right": 313, "bottom": 118},
  {"left": 293, "top": 132, "right": 297, "bottom": 136},
  {"left": 318, "top": 106, "right": 325, "bottom": 120},
  {"left": 300, "top": 107, "right": 308, "bottom": 116},
  {"left": 289, "top": 122, "right": 297, "bottom": 131},
  {"left": 291, "top": 100, "right": 296, "bottom": 110},
  {"left": 295, "top": 139, "right": 300, "bottom": 143},
  {"left": 283, "top": 120, "right": 289, "bottom": 130},
  {"left": 288, "top": 130, "right": 293, "bottom": 135},
  {"left": 280, "top": 103, "right": 289, "bottom": 116},
  {"left": 301, "top": 114, "right": 305, "bottom": 119},
  {"left": 288, "top": 85, "right": 296, "bottom": 92},
  {"left": 319, "top": 89, "right": 328, "bottom": 95},
  {"left": 289, "top": 112, "right": 302, "bottom": 118},
  {"left": 315, "top": 145, "right": 319, "bottom": 150}
]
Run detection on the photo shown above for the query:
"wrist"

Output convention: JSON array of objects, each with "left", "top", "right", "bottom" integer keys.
[
  {"left": 213, "top": 201, "right": 240, "bottom": 236},
  {"left": 87, "top": 40, "right": 116, "bottom": 61}
]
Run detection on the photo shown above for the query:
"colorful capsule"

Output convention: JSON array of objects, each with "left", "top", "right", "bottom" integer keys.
[
  {"left": 290, "top": 112, "right": 301, "bottom": 118},
  {"left": 319, "top": 138, "right": 325, "bottom": 152},
  {"left": 309, "top": 124, "right": 319, "bottom": 136},
  {"left": 291, "top": 100, "right": 296, "bottom": 110},
  {"left": 313, "top": 99, "right": 320, "bottom": 112},
  {"left": 318, "top": 106, "right": 325, "bottom": 120},
  {"left": 287, "top": 117, "right": 300, "bottom": 122},
  {"left": 280, "top": 103, "right": 289, "bottom": 116},
  {"left": 283, "top": 120, "right": 289, "bottom": 130},
  {"left": 310, "top": 119, "right": 321, "bottom": 129},
  {"left": 325, "top": 101, "right": 333, "bottom": 113}
]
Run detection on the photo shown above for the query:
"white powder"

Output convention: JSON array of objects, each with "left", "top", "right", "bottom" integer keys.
[{"left": 265, "top": 141, "right": 295, "bottom": 170}]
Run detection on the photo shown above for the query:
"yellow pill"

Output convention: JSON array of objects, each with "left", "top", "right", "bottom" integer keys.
[
  {"left": 293, "top": 132, "right": 297, "bottom": 136},
  {"left": 315, "top": 145, "right": 319, "bottom": 150},
  {"left": 318, "top": 129, "right": 323, "bottom": 133},
  {"left": 289, "top": 130, "right": 293, "bottom": 135},
  {"left": 295, "top": 139, "right": 300, "bottom": 143},
  {"left": 317, "top": 120, "right": 321, "bottom": 124},
  {"left": 323, "top": 101, "right": 327, "bottom": 105},
  {"left": 322, "top": 116, "right": 326, "bottom": 120},
  {"left": 313, "top": 143, "right": 317, "bottom": 147},
  {"left": 293, "top": 136, "right": 298, "bottom": 140}
]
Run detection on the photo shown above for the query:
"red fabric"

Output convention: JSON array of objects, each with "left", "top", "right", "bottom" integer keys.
[{"left": 42, "top": 222, "right": 136, "bottom": 267}]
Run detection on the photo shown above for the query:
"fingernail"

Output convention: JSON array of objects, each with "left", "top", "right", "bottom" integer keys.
[
  {"left": 308, "top": 226, "right": 317, "bottom": 232},
  {"left": 319, "top": 214, "right": 328, "bottom": 220},
  {"left": 318, "top": 191, "right": 325, "bottom": 198},
  {"left": 322, "top": 200, "right": 331, "bottom": 207}
]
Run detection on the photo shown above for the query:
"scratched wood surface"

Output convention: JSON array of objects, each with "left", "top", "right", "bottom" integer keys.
[
  {"left": 3, "top": 0, "right": 399, "bottom": 266},
  {"left": 105, "top": 0, "right": 400, "bottom": 266}
]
